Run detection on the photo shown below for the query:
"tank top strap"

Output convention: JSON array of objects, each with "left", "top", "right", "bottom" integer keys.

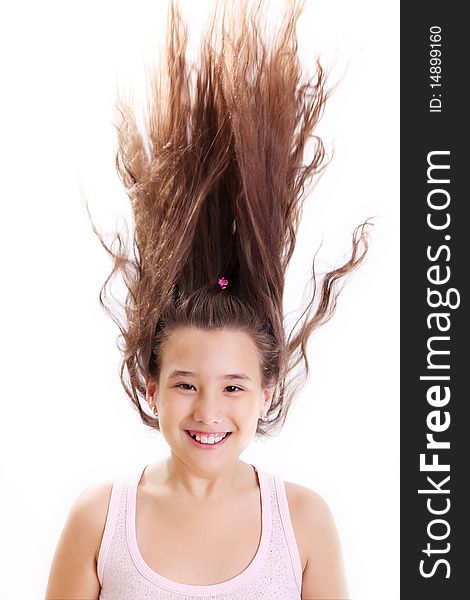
[
  {"left": 96, "top": 473, "right": 128, "bottom": 587},
  {"left": 271, "top": 473, "right": 303, "bottom": 593}
]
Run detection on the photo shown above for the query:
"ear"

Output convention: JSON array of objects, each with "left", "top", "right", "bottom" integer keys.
[
  {"left": 261, "top": 384, "right": 275, "bottom": 415},
  {"left": 145, "top": 376, "right": 157, "bottom": 407}
]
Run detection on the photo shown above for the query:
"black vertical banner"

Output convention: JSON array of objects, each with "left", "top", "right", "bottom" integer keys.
[{"left": 401, "top": 3, "right": 468, "bottom": 599}]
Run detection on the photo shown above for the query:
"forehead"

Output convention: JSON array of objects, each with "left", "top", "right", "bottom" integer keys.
[{"left": 160, "top": 327, "right": 260, "bottom": 375}]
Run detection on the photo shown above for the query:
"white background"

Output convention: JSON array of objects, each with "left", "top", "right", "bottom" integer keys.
[{"left": 0, "top": 1, "right": 399, "bottom": 599}]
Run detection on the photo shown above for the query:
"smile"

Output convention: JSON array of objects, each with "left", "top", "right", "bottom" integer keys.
[{"left": 185, "top": 430, "right": 232, "bottom": 448}]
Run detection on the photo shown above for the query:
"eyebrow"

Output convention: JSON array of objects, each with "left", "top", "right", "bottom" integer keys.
[{"left": 167, "top": 369, "right": 252, "bottom": 381}]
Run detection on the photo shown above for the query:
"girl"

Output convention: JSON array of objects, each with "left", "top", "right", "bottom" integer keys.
[{"left": 46, "top": 0, "right": 369, "bottom": 598}]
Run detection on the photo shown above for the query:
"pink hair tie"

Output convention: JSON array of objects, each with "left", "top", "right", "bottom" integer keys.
[{"left": 217, "top": 276, "right": 228, "bottom": 289}]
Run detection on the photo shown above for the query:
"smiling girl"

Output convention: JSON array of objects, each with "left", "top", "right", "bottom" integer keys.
[{"left": 45, "top": 1, "right": 369, "bottom": 598}]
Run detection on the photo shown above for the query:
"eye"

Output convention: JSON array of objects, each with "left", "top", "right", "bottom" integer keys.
[
  {"left": 176, "top": 383, "right": 195, "bottom": 391},
  {"left": 225, "top": 385, "right": 243, "bottom": 393}
]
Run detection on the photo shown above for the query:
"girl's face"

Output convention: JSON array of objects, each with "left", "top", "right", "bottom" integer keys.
[{"left": 148, "top": 327, "right": 274, "bottom": 474}]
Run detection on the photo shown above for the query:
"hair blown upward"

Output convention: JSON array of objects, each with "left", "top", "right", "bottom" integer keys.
[{"left": 91, "top": 0, "right": 369, "bottom": 436}]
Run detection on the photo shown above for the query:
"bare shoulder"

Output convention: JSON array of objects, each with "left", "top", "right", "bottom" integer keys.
[
  {"left": 284, "top": 480, "right": 333, "bottom": 524},
  {"left": 284, "top": 481, "right": 349, "bottom": 599},
  {"left": 75, "top": 480, "right": 114, "bottom": 559},
  {"left": 82, "top": 481, "right": 113, "bottom": 524},
  {"left": 45, "top": 480, "right": 113, "bottom": 600},
  {"left": 283, "top": 481, "right": 336, "bottom": 560}
]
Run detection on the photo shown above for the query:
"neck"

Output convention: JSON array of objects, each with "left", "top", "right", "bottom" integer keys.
[{"left": 157, "top": 454, "right": 253, "bottom": 499}]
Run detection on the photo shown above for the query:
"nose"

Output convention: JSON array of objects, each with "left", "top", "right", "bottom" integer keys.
[{"left": 192, "top": 390, "right": 223, "bottom": 424}]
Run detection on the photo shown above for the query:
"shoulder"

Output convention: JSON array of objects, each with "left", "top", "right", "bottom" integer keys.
[
  {"left": 283, "top": 481, "right": 337, "bottom": 559},
  {"left": 56, "top": 479, "right": 115, "bottom": 564},
  {"left": 73, "top": 480, "right": 115, "bottom": 560},
  {"left": 45, "top": 479, "right": 114, "bottom": 599},
  {"left": 283, "top": 480, "right": 349, "bottom": 599},
  {"left": 284, "top": 480, "right": 332, "bottom": 523}
]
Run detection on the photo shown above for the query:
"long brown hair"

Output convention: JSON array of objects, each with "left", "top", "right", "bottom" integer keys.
[{"left": 89, "top": 0, "right": 370, "bottom": 437}]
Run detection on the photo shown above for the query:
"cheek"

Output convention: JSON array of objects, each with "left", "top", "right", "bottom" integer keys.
[
  {"left": 230, "top": 397, "right": 261, "bottom": 421},
  {"left": 158, "top": 395, "right": 189, "bottom": 421}
]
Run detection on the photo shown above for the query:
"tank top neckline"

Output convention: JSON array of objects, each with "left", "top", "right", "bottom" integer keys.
[{"left": 126, "top": 462, "right": 273, "bottom": 596}]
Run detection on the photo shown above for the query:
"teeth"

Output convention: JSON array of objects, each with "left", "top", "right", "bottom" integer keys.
[{"left": 189, "top": 432, "right": 227, "bottom": 444}]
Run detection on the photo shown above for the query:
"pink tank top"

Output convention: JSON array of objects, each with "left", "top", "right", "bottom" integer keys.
[{"left": 97, "top": 463, "right": 302, "bottom": 599}]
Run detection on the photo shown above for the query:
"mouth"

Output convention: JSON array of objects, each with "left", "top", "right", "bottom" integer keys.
[{"left": 185, "top": 430, "right": 232, "bottom": 448}]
